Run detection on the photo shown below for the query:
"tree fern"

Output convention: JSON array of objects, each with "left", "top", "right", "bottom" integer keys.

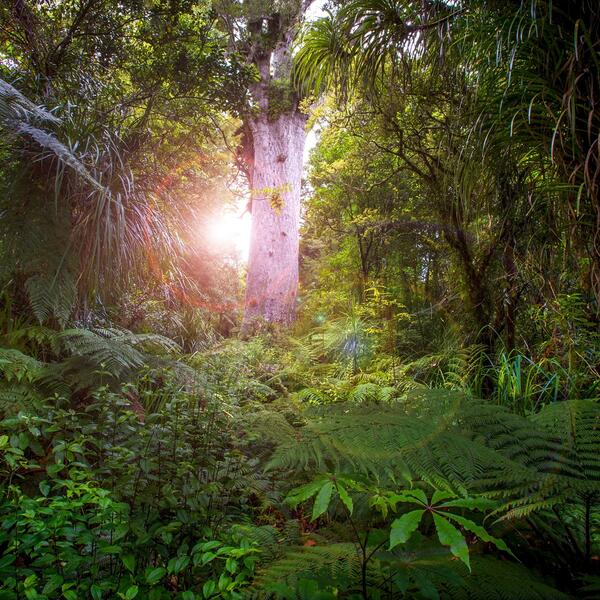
[
  {"left": 266, "top": 398, "right": 522, "bottom": 493},
  {"left": 0, "top": 326, "right": 184, "bottom": 399},
  {"left": 247, "top": 540, "right": 568, "bottom": 599},
  {"left": 0, "top": 348, "right": 45, "bottom": 414}
]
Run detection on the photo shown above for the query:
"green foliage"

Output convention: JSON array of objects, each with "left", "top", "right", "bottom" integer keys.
[
  {"left": 254, "top": 372, "right": 598, "bottom": 596},
  {"left": 0, "top": 376, "right": 264, "bottom": 599},
  {"left": 1, "top": 1, "right": 599, "bottom": 599},
  {"left": 267, "top": 78, "right": 296, "bottom": 120}
]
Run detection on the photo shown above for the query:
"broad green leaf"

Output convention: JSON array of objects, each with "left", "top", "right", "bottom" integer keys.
[
  {"left": 431, "top": 490, "right": 456, "bottom": 504},
  {"left": 122, "top": 554, "right": 135, "bottom": 574},
  {"left": 38, "top": 481, "right": 51, "bottom": 497},
  {"left": 389, "top": 489, "right": 428, "bottom": 506},
  {"left": 125, "top": 586, "right": 138, "bottom": 600},
  {"left": 217, "top": 572, "right": 232, "bottom": 591},
  {"left": 200, "top": 541, "right": 221, "bottom": 552},
  {"left": 311, "top": 480, "right": 334, "bottom": 521},
  {"left": 389, "top": 509, "right": 424, "bottom": 549},
  {"left": 0, "top": 554, "right": 15, "bottom": 570},
  {"left": 198, "top": 552, "right": 217, "bottom": 566},
  {"left": 225, "top": 558, "right": 237, "bottom": 573},
  {"left": 42, "top": 575, "right": 63, "bottom": 595},
  {"left": 286, "top": 479, "right": 327, "bottom": 508},
  {"left": 145, "top": 567, "right": 166, "bottom": 585},
  {"left": 90, "top": 585, "right": 103, "bottom": 600},
  {"left": 445, "top": 513, "right": 516, "bottom": 558},
  {"left": 337, "top": 483, "right": 353, "bottom": 514},
  {"left": 433, "top": 514, "right": 470, "bottom": 571},
  {"left": 167, "top": 555, "right": 190, "bottom": 574},
  {"left": 182, "top": 592, "right": 196, "bottom": 600},
  {"left": 202, "top": 580, "right": 216, "bottom": 599}
]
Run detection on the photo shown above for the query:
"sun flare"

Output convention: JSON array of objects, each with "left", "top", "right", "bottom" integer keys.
[{"left": 206, "top": 207, "right": 252, "bottom": 261}]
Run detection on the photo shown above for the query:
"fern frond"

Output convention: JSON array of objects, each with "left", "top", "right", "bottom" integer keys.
[
  {"left": 267, "top": 398, "right": 522, "bottom": 494},
  {"left": 0, "top": 348, "right": 44, "bottom": 383}
]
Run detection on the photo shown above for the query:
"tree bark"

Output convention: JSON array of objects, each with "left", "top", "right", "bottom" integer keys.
[
  {"left": 238, "top": 2, "right": 311, "bottom": 329},
  {"left": 243, "top": 111, "right": 307, "bottom": 327}
]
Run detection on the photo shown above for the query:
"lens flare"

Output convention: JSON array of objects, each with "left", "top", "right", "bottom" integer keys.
[{"left": 206, "top": 208, "right": 252, "bottom": 261}]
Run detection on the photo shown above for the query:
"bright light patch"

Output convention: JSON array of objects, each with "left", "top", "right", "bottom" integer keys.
[{"left": 206, "top": 207, "right": 252, "bottom": 261}]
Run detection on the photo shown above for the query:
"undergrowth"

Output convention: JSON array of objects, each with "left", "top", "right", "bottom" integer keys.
[{"left": 0, "top": 328, "right": 597, "bottom": 598}]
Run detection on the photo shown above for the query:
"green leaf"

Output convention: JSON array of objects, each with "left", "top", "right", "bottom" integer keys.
[
  {"left": 389, "top": 509, "right": 424, "bottom": 549},
  {"left": 63, "top": 591, "right": 77, "bottom": 600},
  {"left": 0, "top": 554, "right": 15, "bottom": 570},
  {"left": 145, "top": 567, "right": 166, "bottom": 585},
  {"left": 286, "top": 479, "right": 327, "bottom": 508},
  {"left": 217, "top": 573, "right": 231, "bottom": 591},
  {"left": 431, "top": 490, "right": 456, "bottom": 504},
  {"left": 38, "top": 481, "right": 51, "bottom": 497},
  {"left": 90, "top": 585, "right": 103, "bottom": 600},
  {"left": 201, "top": 541, "right": 221, "bottom": 551},
  {"left": 181, "top": 593, "right": 196, "bottom": 600},
  {"left": 388, "top": 489, "right": 428, "bottom": 506},
  {"left": 197, "top": 552, "right": 217, "bottom": 566},
  {"left": 202, "top": 580, "right": 216, "bottom": 598},
  {"left": 42, "top": 575, "right": 63, "bottom": 595},
  {"left": 122, "top": 554, "right": 135, "bottom": 574},
  {"left": 337, "top": 483, "right": 353, "bottom": 514},
  {"left": 311, "top": 480, "right": 334, "bottom": 521},
  {"left": 225, "top": 558, "right": 237, "bottom": 573},
  {"left": 167, "top": 555, "right": 190, "bottom": 574},
  {"left": 125, "top": 586, "right": 138, "bottom": 600},
  {"left": 445, "top": 513, "right": 516, "bottom": 558},
  {"left": 433, "top": 513, "right": 470, "bottom": 571}
]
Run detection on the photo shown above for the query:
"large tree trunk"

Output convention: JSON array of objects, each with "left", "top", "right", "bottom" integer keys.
[
  {"left": 238, "top": 2, "right": 312, "bottom": 329},
  {"left": 243, "top": 112, "right": 307, "bottom": 327}
]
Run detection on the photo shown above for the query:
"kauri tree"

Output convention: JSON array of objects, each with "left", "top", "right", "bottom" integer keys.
[{"left": 218, "top": 0, "right": 314, "bottom": 328}]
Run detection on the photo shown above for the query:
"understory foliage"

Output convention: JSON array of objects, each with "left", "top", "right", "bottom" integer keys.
[{"left": 0, "top": 330, "right": 597, "bottom": 599}]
